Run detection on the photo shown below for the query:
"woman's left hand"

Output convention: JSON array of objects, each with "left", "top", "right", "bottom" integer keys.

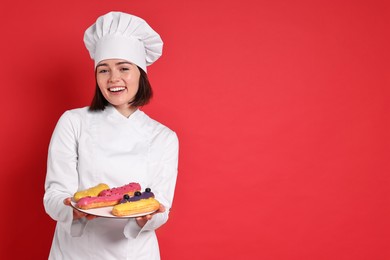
[{"left": 135, "top": 204, "right": 166, "bottom": 228}]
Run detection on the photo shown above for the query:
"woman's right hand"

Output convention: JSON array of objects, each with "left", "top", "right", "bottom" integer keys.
[{"left": 63, "top": 198, "right": 97, "bottom": 221}]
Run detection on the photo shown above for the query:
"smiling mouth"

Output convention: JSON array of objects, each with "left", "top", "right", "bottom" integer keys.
[{"left": 109, "top": 87, "right": 126, "bottom": 92}]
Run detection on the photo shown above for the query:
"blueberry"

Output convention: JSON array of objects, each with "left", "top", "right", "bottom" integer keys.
[
  {"left": 145, "top": 188, "right": 151, "bottom": 192},
  {"left": 135, "top": 191, "right": 142, "bottom": 196},
  {"left": 123, "top": 194, "right": 130, "bottom": 200}
]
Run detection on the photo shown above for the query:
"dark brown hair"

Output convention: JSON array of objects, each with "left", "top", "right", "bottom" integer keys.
[{"left": 89, "top": 67, "right": 153, "bottom": 111}]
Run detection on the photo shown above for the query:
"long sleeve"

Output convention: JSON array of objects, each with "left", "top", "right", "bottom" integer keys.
[
  {"left": 124, "top": 131, "right": 179, "bottom": 239},
  {"left": 43, "top": 111, "right": 83, "bottom": 235}
]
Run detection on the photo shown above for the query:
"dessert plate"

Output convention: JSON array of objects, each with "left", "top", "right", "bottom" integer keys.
[{"left": 70, "top": 201, "right": 156, "bottom": 218}]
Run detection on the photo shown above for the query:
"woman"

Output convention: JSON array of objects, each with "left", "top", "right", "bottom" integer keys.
[{"left": 43, "top": 11, "right": 179, "bottom": 260}]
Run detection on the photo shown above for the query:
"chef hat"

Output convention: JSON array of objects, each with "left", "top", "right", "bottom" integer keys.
[{"left": 83, "top": 11, "right": 163, "bottom": 72}]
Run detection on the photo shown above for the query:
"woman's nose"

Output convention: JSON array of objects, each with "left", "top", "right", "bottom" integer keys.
[{"left": 109, "top": 70, "right": 120, "bottom": 82}]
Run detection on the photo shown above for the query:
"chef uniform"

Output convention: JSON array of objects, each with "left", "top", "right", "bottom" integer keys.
[{"left": 43, "top": 12, "right": 179, "bottom": 260}]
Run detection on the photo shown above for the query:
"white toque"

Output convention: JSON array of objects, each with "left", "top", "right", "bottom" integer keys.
[{"left": 84, "top": 11, "right": 163, "bottom": 72}]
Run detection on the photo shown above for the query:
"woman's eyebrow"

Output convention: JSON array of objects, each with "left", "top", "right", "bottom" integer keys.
[
  {"left": 116, "top": 61, "right": 132, "bottom": 66},
  {"left": 96, "top": 61, "right": 132, "bottom": 68},
  {"left": 96, "top": 63, "right": 108, "bottom": 68}
]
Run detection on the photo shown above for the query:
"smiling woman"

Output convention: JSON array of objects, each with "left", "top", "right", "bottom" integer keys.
[
  {"left": 94, "top": 60, "right": 141, "bottom": 117},
  {"left": 90, "top": 61, "right": 153, "bottom": 115},
  {"left": 43, "top": 11, "right": 179, "bottom": 260}
]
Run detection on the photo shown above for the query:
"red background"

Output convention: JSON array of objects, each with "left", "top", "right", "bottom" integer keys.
[{"left": 1, "top": 0, "right": 389, "bottom": 259}]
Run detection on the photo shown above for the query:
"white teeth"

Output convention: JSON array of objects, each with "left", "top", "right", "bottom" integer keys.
[{"left": 109, "top": 87, "right": 125, "bottom": 92}]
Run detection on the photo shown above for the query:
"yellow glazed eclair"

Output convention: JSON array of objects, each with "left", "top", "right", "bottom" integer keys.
[
  {"left": 112, "top": 188, "right": 160, "bottom": 216},
  {"left": 73, "top": 183, "right": 110, "bottom": 202}
]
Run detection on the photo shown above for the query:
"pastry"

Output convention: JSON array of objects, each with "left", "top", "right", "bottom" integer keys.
[
  {"left": 98, "top": 182, "right": 141, "bottom": 197},
  {"left": 73, "top": 183, "right": 110, "bottom": 202},
  {"left": 76, "top": 193, "right": 126, "bottom": 209},
  {"left": 76, "top": 182, "right": 141, "bottom": 210},
  {"left": 112, "top": 188, "right": 160, "bottom": 216}
]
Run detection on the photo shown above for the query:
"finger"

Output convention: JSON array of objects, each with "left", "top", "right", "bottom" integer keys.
[
  {"left": 63, "top": 198, "right": 72, "bottom": 206},
  {"left": 86, "top": 214, "right": 97, "bottom": 220},
  {"left": 74, "top": 209, "right": 87, "bottom": 218},
  {"left": 151, "top": 204, "right": 165, "bottom": 215},
  {"left": 158, "top": 204, "right": 166, "bottom": 213},
  {"left": 136, "top": 215, "right": 150, "bottom": 222},
  {"left": 135, "top": 216, "right": 148, "bottom": 228},
  {"left": 139, "top": 214, "right": 153, "bottom": 221}
]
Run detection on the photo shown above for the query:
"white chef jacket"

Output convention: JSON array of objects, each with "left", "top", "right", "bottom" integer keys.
[{"left": 44, "top": 105, "right": 179, "bottom": 260}]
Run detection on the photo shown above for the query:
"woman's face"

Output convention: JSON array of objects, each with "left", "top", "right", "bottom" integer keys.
[{"left": 96, "top": 59, "right": 140, "bottom": 115}]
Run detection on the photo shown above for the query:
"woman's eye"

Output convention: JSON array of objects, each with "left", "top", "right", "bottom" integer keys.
[
  {"left": 98, "top": 69, "right": 108, "bottom": 73},
  {"left": 120, "top": 67, "right": 130, "bottom": 71}
]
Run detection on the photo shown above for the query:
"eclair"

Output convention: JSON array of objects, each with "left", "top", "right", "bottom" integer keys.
[
  {"left": 76, "top": 182, "right": 141, "bottom": 210},
  {"left": 112, "top": 188, "right": 160, "bottom": 217},
  {"left": 73, "top": 183, "right": 110, "bottom": 202}
]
